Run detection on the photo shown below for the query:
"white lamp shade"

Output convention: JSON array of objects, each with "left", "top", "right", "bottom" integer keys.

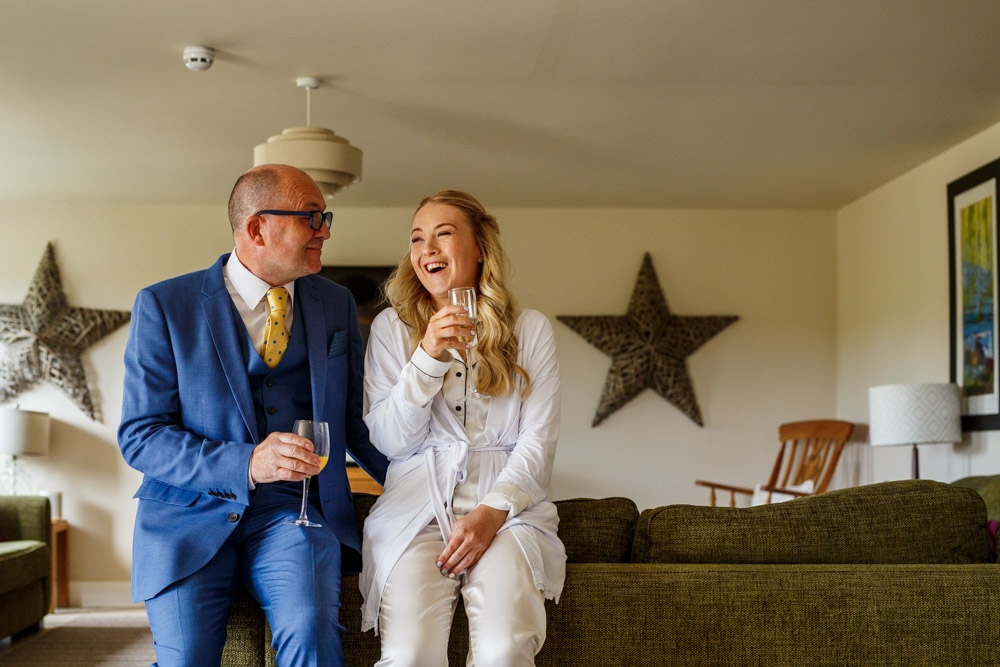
[
  {"left": 254, "top": 126, "right": 363, "bottom": 199},
  {"left": 0, "top": 408, "right": 50, "bottom": 457},
  {"left": 868, "top": 383, "right": 961, "bottom": 446}
]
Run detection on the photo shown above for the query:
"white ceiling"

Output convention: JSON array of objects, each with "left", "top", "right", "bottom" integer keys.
[{"left": 3, "top": 0, "right": 1000, "bottom": 209}]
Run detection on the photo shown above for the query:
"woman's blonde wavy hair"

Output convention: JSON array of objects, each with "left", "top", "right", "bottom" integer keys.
[{"left": 384, "top": 190, "right": 530, "bottom": 398}]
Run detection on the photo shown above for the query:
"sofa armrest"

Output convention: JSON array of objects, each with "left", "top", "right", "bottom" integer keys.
[{"left": 0, "top": 495, "right": 51, "bottom": 546}]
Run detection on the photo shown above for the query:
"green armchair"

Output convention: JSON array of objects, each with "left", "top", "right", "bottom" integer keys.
[{"left": 0, "top": 495, "right": 51, "bottom": 639}]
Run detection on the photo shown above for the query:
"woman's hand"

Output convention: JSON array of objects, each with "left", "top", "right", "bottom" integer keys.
[
  {"left": 436, "top": 505, "right": 509, "bottom": 577},
  {"left": 420, "top": 304, "right": 477, "bottom": 361}
]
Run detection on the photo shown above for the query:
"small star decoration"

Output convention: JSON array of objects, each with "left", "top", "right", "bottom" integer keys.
[
  {"left": 558, "top": 253, "right": 737, "bottom": 427},
  {"left": 0, "top": 243, "right": 131, "bottom": 420}
]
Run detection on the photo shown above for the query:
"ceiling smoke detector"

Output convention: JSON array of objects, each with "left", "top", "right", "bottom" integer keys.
[{"left": 182, "top": 46, "right": 214, "bottom": 72}]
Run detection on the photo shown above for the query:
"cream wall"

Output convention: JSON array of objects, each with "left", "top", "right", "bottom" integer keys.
[
  {"left": 2, "top": 203, "right": 837, "bottom": 605},
  {"left": 9, "top": 117, "right": 999, "bottom": 606},
  {"left": 837, "top": 120, "right": 1000, "bottom": 483}
]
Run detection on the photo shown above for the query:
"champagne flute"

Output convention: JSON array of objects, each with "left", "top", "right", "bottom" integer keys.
[
  {"left": 448, "top": 286, "right": 489, "bottom": 400},
  {"left": 285, "top": 420, "right": 330, "bottom": 528}
]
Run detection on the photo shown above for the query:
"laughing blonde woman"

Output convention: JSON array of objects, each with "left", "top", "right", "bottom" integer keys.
[{"left": 360, "top": 190, "right": 565, "bottom": 666}]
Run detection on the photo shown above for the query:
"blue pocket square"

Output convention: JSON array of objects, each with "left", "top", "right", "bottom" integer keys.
[{"left": 328, "top": 330, "right": 348, "bottom": 357}]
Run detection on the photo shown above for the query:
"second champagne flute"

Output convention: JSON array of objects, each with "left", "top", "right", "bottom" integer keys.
[
  {"left": 448, "top": 286, "right": 489, "bottom": 400},
  {"left": 285, "top": 420, "right": 330, "bottom": 528}
]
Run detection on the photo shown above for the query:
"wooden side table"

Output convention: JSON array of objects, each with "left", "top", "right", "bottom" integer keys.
[
  {"left": 50, "top": 519, "right": 69, "bottom": 611},
  {"left": 347, "top": 464, "right": 383, "bottom": 495}
]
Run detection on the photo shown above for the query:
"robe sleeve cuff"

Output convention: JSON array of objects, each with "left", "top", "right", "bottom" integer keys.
[
  {"left": 481, "top": 482, "right": 531, "bottom": 518},
  {"left": 411, "top": 344, "right": 452, "bottom": 378}
]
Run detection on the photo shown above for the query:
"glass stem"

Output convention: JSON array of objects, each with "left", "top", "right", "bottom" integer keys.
[
  {"left": 467, "top": 350, "right": 476, "bottom": 394},
  {"left": 299, "top": 477, "right": 311, "bottom": 521}
]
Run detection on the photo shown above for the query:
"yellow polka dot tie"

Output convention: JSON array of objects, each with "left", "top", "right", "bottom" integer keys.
[{"left": 262, "top": 287, "right": 290, "bottom": 368}]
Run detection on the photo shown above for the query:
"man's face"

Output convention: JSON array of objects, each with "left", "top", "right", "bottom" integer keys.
[{"left": 256, "top": 171, "right": 330, "bottom": 285}]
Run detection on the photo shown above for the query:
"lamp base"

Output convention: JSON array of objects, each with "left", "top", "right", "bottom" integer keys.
[{"left": 0, "top": 456, "right": 32, "bottom": 495}]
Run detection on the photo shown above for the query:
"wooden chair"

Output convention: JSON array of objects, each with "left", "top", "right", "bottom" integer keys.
[{"left": 695, "top": 419, "right": 854, "bottom": 507}]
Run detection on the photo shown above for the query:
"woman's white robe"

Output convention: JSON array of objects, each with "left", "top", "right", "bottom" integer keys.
[{"left": 360, "top": 308, "right": 565, "bottom": 633}]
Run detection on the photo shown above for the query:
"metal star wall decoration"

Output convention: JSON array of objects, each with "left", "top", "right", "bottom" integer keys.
[
  {"left": 0, "top": 243, "right": 131, "bottom": 420},
  {"left": 558, "top": 253, "right": 737, "bottom": 427}
]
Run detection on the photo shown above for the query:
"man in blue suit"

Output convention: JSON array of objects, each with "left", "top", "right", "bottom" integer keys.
[{"left": 119, "top": 164, "right": 389, "bottom": 667}]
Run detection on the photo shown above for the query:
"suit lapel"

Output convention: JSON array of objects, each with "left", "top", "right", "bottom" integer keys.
[
  {"left": 298, "top": 277, "right": 328, "bottom": 421},
  {"left": 201, "top": 256, "right": 260, "bottom": 444}
]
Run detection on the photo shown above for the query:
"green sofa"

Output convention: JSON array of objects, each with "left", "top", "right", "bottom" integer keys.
[
  {"left": 0, "top": 495, "right": 51, "bottom": 640},
  {"left": 952, "top": 474, "right": 1000, "bottom": 520},
  {"left": 223, "top": 479, "right": 999, "bottom": 666}
]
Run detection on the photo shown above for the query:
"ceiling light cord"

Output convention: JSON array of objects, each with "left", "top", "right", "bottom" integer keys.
[{"left": 297, "top": 76, "right": 320, "bottom": 128}]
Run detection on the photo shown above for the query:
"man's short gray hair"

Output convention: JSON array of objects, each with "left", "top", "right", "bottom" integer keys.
[{"left": 228, "top": 165, "right": 283, "bottom": 231}]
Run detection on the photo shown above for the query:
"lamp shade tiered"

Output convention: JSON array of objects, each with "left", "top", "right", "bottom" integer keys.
[
  {"left": 254, "top": 126, "right": 362, "bottom": 199},
  {"left": 868, "top": 383, "right": 961, "bottom": 479},
  {"left": 253, "top": 77, "right": 362, "bottom": 200}
]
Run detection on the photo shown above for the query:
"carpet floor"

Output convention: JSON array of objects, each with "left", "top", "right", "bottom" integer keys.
[{"left": 0, "top": 608, "right": 155, "bottom": 666}]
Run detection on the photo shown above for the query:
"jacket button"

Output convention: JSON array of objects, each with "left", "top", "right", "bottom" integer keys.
[
  {"left": 266, "top": 379, "right": 275, "bottom": 387},
  {"left": 267, "top": 407, "right": 277, "bottom": 415},
  {"left": 228, "top": 513, "right": 240, "bottom": 523}
]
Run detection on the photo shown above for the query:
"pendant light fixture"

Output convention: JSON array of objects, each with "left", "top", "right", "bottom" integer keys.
[{"left": 253, "top": 77, "right": 363, "bottom": 199}]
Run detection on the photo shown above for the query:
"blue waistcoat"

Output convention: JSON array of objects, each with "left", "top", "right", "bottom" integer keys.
[{"left": 242, "top": 294, "right": 313, "bottom": 441}]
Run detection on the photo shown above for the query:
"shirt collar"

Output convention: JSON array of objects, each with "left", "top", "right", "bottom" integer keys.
[{"left": 225, "top": 249, "right": 296, "bottom": 309}]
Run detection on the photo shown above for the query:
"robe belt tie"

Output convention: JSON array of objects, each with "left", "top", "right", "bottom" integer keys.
[{"left": 423, "top": 441, "right": 511, "bottom": 541}]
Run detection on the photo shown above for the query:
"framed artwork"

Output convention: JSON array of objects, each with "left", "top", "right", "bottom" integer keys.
[
  {"left": 318, "top": 265, "right": 394, "bottom": 344},
  {"left": 949, "top": 157, "right": 1000, "bottom": 430}
]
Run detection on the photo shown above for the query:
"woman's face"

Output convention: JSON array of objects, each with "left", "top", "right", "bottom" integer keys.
[{"left": 409, "top": 202, "right": 482, "bottom": 309}]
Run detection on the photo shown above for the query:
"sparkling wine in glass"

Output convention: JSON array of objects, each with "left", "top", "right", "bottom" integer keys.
[
  {"left": 448, "top": 286, "right": 489, "bottom": 400},
  {"left": 286, "top": 420, "right": 330, "bottom": 528}
]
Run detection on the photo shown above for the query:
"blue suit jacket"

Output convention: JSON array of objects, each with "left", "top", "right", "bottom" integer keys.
[{"left": 118, "top": 254, "right": 388, "bottom": 603}]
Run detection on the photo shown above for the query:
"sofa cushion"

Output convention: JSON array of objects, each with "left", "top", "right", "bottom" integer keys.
[
  {"left": 554, "top": 497, "right": 638, "bottom": 563},
  {"left": 352, "top": 492, "right": 380, "bottom": 528},
  {"left": 0, "top": 540, "right": 50, "bottom": 594},
  {"left": 634, "top": 480, "right": 990, "bottom": 565}
]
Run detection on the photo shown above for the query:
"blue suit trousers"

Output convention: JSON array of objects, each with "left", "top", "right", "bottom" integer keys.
[{"left": 144, "top": 482, "right": 344, "bottom": 667}]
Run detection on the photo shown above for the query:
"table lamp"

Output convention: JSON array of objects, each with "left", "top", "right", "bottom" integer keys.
[
  {"left": 0, "top": 407, "right": 50, "bottom": 495},
  {"left": 868, "top": 383, "right": 961, "bottom": 479}
]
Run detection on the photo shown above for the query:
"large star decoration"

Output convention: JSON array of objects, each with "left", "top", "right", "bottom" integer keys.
[
  {"left": 0, "top": 243, "right": 131, "bottom": 421},
  {"left": 558, "top": 253, "right": 737, "bottom": 427}
]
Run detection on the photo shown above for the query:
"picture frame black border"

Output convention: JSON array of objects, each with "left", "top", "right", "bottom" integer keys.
[{"left": 948, "top": 156, "right": 1000, "bottom": 431}]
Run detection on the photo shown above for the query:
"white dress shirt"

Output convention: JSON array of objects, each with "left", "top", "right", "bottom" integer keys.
[{"left": 223, "top": 249, "right": 296, "bottom": 356}]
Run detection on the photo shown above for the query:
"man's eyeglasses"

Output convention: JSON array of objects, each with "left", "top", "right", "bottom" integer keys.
[{"left": 255, "top": 210, "right": 333, "bottom": 231}]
